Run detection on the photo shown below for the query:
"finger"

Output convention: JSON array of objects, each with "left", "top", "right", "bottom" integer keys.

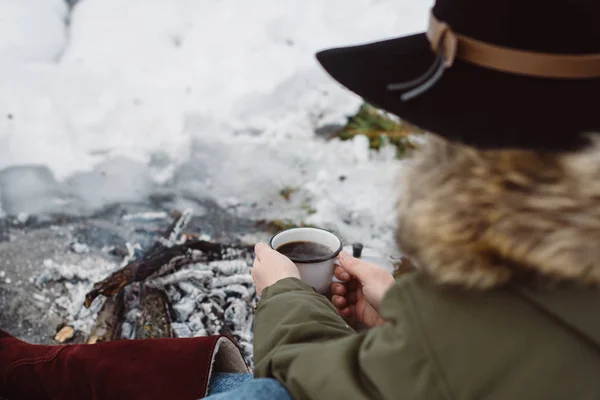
[
  {"left": 334, "top": 266, "right": 351, "bottom": 281},
  {"left": 349, "top": 304, "right": 357, "bottom": 318},
  {"left": 331, "top": 283, "right": 347, "bottom": 296},
  {"left": 261, "top": 243, "right": 297, "bottom": 267},
  {"left": 338, "top": 251, "right": 377, "bottom": 282},
  {"left": 251, "top": 257, "right": 260, "bottom": 278},
  {"left": 346, "top": 290, "right": 358, "bottom": 304},
  {"left": 339, "top": 307, "right": 352, "bottom": 318},
  {"left": 332, "top": 295, "right": 347, "bottom": 309},
  {"left": 254, "top": 243, "right": 269, "bottom": 261},
  {"left": 346, "top": 279, "right": 358, "bottom": 291}
]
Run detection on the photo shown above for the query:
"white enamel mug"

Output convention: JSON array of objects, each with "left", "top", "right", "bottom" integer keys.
[{"left": 269, "top": 227, "right": 343, "bottom": 294}]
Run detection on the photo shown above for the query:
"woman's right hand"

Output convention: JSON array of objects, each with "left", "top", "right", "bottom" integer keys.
[{"left": 331, "top": 251, "right": 396, "bottom": 328}]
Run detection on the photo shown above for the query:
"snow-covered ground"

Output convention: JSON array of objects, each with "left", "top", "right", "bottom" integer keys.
[{"left": 0, "top": 0, "right": 433, "bottom": 255}]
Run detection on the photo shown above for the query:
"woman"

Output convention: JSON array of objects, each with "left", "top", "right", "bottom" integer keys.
[
  {"left": 251, "top": 0, "right": 600, "bottom": 398},
  {"left": 3, "top": 0, "right": 600, "bottom": 398}
]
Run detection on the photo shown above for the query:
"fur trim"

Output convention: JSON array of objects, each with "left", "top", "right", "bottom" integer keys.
[{"left": 396, "top": 135, "right": 600, "bottom": 289}]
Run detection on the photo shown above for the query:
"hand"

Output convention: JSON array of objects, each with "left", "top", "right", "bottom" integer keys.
[
  {"left": 331, "top": 251, "right": 395, "bottom": 328},
  {"left": 252, "top": 243, "right": 301, "bottom": 296}
]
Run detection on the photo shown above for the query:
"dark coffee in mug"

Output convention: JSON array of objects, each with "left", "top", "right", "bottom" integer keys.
[
  {"left": 270, "top": 227, "right": 342, "bottom": 293},
  {"left": 276, "top": 241, "right": 333, "bottom": 262}
]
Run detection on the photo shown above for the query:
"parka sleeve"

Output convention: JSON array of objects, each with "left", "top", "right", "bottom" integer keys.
[{"left": 252, "top": 277, "right": 451, "bottom": 400}]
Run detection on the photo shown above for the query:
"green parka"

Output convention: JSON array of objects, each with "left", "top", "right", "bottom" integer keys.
[{"left": 254, "top": 272, "right": 600, "bottom": 399}]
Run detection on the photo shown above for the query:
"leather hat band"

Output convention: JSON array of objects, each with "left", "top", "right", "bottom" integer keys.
[{"left": 427, "top": 12, "right": 600, "bottom": 79}]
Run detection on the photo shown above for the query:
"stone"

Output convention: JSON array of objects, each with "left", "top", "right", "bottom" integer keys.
[{"left": 55, "top": 325, "right": 75, "bottom": 343}]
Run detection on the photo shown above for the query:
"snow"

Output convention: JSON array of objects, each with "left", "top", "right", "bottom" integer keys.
[
  {"left": 0, "top": 0, "right": 433, "bottom": 255},
  {"left": 122, "top": 211, "right": 169, "bottom": 221},
  {"left": 70, "top": 241, "right": 91, "bottom": 254},
  {"left": 0, "top": 0, "right": 68, "bottom": 63},
  {"left": 171, "top": 322, "right": 193, "bottom": 338}
]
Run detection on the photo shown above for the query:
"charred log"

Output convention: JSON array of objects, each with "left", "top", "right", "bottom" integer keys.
[{"left": 84, "top": 240, "right": 251, "bottom": 308}]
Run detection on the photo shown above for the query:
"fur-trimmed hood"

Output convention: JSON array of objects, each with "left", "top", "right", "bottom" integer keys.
[{"left": 396, "top": 135, "right": 600, "bottom": 289}]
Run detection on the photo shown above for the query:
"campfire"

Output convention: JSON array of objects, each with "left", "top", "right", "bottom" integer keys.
[{"left": 82, "top": 210, "right": 258, "bottom": 366}]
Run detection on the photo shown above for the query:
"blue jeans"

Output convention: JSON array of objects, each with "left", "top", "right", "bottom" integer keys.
[{"left": 205, "top": 373, "right": 293, "bottom": 399}]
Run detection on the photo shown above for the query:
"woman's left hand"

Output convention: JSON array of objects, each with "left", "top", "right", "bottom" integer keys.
[{"left": 252, "top": 243, "right": 301, "bottom": 296}]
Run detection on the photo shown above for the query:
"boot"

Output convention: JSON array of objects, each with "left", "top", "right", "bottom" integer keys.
[{"left": 0, "top": 329, "right": 248, "bottom": 400}]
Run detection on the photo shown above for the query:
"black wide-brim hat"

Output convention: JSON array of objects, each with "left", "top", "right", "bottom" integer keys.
[{"left": 316, "top": 0, "right": 600, "bottom": 151}]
